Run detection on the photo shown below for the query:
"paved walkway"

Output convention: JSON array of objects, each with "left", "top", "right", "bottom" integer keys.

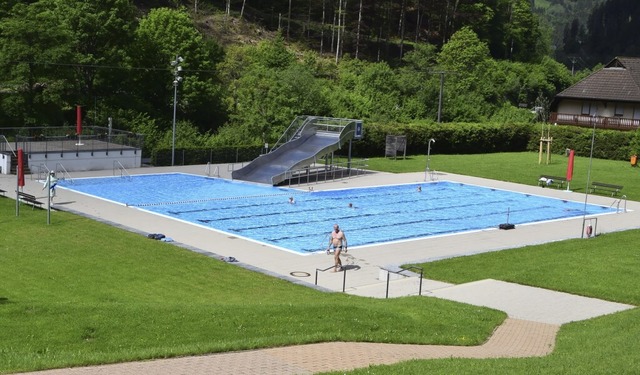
[
  {"left": 19, "top": 319, "right": 560, "bottom": 375},
  {"left": 3, "top": 165, "right": 637, "bottom": 374}
]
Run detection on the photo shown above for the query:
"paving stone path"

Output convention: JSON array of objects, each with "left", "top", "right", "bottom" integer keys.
[{"left": 20, "top": 318, "right": 559, "bottom": 375}]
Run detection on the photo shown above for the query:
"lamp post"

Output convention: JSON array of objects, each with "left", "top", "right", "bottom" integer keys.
[
  {"left": 425, "top": 138, "right": 435, "bottom": 181},
  {"left": 171, "top": 56, "right": 184, "bottom": 166}
]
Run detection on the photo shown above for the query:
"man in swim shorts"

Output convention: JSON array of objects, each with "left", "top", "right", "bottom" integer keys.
[
  {"left": 42, "top": 170, "right": 58, "bottom": 204},
  {"left": 327, "top": 224, "right": 347, "bottom": 272}
]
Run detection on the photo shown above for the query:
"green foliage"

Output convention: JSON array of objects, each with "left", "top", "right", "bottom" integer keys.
[
  {"left": 132, "top": 7, "right": 226, "bottom": 133},
  {"left": 526, "top": 124, "right": 636, "bottom": 160},
  {"left": 0, "top": 1, "right": 74, "bottom": 125}
]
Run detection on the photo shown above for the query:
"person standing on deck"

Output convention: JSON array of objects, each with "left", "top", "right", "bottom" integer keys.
[{"left": 327, "top": 224, "right": 347, "bottom": 271}]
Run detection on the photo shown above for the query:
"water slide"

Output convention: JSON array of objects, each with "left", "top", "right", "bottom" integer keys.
[{"left": 232, "top": 116, "right": 360, "bottom": 185}]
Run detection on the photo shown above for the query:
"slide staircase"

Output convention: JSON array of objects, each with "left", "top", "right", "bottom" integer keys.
[{"left": 232, "top": 116, "right": 361, "bottom": 185}]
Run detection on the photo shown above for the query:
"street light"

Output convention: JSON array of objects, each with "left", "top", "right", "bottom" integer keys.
[
  {"left": 171, "top": 56, "right": 184, "bottom": 166},
  {"left": 425, "top": 138, "right": 435, "bottom": 181}
]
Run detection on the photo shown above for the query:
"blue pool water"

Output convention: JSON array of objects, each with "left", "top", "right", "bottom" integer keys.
[{"left": 59, "top": 173, "right": 616, "bottom": 254}]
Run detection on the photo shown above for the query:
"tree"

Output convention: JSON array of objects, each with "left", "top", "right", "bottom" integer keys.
[
  {"left": 132, "top": 7, "right": 226, "bottom": 134},
  {"left": 436, "top": 27, "right": 492, "bottom": 121},
  {"left": 0, "top": 1, "right": 75, "bottom": 126},
  {"left": 51, "top": 0, "right": 138, "bottom": 110},
  {"left": 217, "top": 39, "right": 329, "bottom": 146}
]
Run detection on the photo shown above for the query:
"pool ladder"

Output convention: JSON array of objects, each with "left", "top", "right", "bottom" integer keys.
[
  {"left": 113, "top": 161, "right": 131, "bottom": 179},
  {"left": 610, "top": 195, "right": 627, "bottom": 213}
]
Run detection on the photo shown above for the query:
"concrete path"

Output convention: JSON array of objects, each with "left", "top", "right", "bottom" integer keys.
[{"left": 2, "top": 165, "right": 637, "bottom": 374}]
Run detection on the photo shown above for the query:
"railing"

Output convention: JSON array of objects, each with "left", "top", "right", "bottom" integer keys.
[
  {"left": 384, "top": 266, "right": 424, "bottom": 299},
  {"left": 0, "top": 135, "right": 16, "bottom": 156},
  {"left": 205, "top": 162, "right": 220, "bottom": 177},
  {"left": 113, "top": 160, "right": 131, "bottom": 179},
  {"left": 55, "top": 163, "right": 74, "bottom": 184},
  {"left": 227, "top": 162, "right": 247, "bottom": 174},
  {"left": 315, "top": 265, "right": 348, "bottom": 292},
  {"left": 271, "top": 116, "right": 360, "bottom": 153},
  {"left": 425, "top": 169, "right": 439, "bottom": 182},
  {"left": 610, "top": 195, "right": 627, "bottom": 213},
  {"left": 284, "top": 159, "right": 369, "bottom": 187},
  {"left": 550, "top": 112, "right": 640, "bottom": 131},
  {"left": 30, "top": 163, "right": 49, "bottom": 181},
  {"left": 271, "top": 116, "right": 310, "bottom": 151}
]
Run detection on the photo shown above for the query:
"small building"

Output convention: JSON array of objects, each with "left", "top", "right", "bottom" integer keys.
[
  {"left": 550, "top": 56, "right": 640, "bottom": 130},
  {"left": 0, "top": 126, "right": 143, "bottom": 176}
]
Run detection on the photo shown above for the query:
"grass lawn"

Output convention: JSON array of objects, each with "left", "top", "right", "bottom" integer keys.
[
  {"left": 335, "top": 231, "right": 640, "bottom": 374},
  {"left": 0, "top": 197, "right": 503, "bottom": 374}
]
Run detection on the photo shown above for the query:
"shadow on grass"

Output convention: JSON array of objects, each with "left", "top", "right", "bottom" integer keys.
[{"left": 0, "top": 297, "right": 8, "bottom": 304}]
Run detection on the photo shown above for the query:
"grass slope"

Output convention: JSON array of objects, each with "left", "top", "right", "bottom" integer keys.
[{"left": 0, "top": 198, "right": 503, "bottom": 373}]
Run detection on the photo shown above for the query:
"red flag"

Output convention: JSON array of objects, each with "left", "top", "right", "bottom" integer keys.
[
  {"left": 566, "top": 149, "right": 575, "bottom": 182},
  {"left": 76, "top": 105, "right": 82, "bottom": 135},
  {"left": 17, "top": 148, "right": 24, "bottom": 187}
]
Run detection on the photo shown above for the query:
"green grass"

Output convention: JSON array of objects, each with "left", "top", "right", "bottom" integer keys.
[
  {"left": 0, "top": 198, "right": 503, "bottom": 373},
  {"left": 362, "top": 152, "right": 640, "bottom": 200},
  {"left": 335, "top": 231, "right": 640, "bottom": 374}
]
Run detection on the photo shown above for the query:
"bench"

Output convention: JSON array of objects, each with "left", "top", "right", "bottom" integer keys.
[
  {"left": 538, "top": 175, "right": 566, "bottom": 189},
  {"left": 590, "top": 182, "right": 623, "bottom": 196},
  {"left": 17, "top": 191, "right": 44, "bottom": 208},
  {"left": 0, "top": 188, "right": 6, "bottom": 196}
]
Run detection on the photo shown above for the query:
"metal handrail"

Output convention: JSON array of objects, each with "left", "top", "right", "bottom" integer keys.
[
  {"left": 55, "top": 163, "right": 74, "bottom": 184},
  {"left": 0, "top": 135, "right": 16, "bottom": 156},
  {"left": 271, "top": 116, "right": 311, "bottom": 151},
  {"left": 284, "top": 159, "right": 369, "bottom": 187},
  {"left": 205, "top": 162, "right": 220, "bottom": 177},
  {"left": 610, "top": 195, "right": 627, "bottom": 213},
  {"left": 30, "top": 163, "right": 49, "bottom": 181},
  {"left": 204, "top": 163, "right": 219, "bottom": 177},
  {"left": 315, "top": 265, "right": 347, "bottom": 292},
  {"left": 113, "top": 160, "right": 131, "bottom": 179},
  {"left": 384, "top": 266, "right": 424, "bottom": 298}
]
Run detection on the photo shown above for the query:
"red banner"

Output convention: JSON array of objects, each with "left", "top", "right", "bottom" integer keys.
[
  {"left": 566, "top": 149, "right": 575, "bottom": 182},
  {"left": 76, "top": 105, "right": 82, "bottom": 135},
  {"left": 17, "top": 148, "right": 24, "bottom": 187}
]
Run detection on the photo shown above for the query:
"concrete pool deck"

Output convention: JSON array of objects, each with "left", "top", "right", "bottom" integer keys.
[{"left": 2, "top": 165, "right": 636, "bottom": 374}]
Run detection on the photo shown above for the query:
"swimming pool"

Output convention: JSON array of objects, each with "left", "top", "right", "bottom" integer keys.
[{"left": 59, "top": 173, "right": 616, "bottom": 254}]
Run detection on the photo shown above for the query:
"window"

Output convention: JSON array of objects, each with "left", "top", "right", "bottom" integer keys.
[
  {"left": 614, "top": 104, "right": 624, "bottom": 117},
  {"left": 582, "top": 102, "right": 598, "bottom": 116},
  {"left": 634, "top": 107, "right": 640, "bottom": 120}
]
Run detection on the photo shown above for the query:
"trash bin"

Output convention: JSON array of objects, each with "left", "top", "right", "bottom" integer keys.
[{"left": 631, "top": 155, "right": 637, "bottom": 166}]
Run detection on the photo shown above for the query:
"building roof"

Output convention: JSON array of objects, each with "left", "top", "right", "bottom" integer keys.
[{"left": 555, "top": 57, "right": 640, "bottom": 103}]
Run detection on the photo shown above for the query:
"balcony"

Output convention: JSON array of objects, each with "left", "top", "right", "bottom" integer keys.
[{"left": 550, "top": 113, "right": 640, "bottom": 131}]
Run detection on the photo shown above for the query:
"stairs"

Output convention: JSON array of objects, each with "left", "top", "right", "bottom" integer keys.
[{"left": 9, "top": 152, "right": 31, "bottom": 175}]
